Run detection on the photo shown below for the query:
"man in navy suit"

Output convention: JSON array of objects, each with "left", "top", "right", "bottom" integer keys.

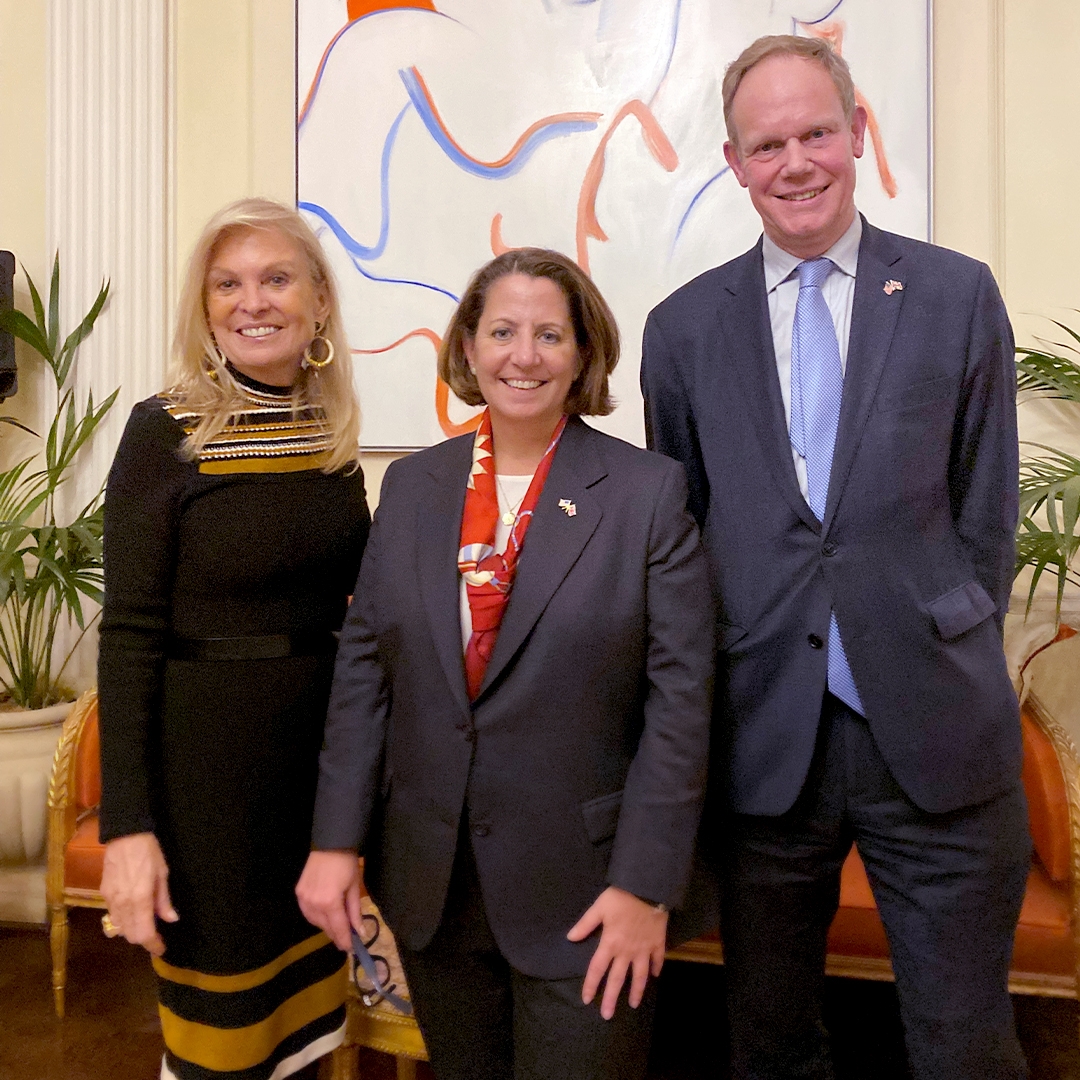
[{"left": 641, "top": 35, "right": 1030, "bottom": 1080}]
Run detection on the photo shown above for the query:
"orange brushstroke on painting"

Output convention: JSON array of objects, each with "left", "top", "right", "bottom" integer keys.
[
  {"left": 409, "top": 68, "right": 601, "bottom": 171},
  {"left": 490, "top": 214, "right": 511, "bottom": 256},
  {"left": 575, "top": 100, "right": 678, "bottom": 273},
  {"left": 434, "top": 379, "right": 484, "bottom": 438},
  {"left": 348, "top": 0, "right": 437, "bottom": 19},
  {"left": 855, "top": 90, "right": 898, "bottom": 199},
  {"left": 800, "top": 21, "right": 898, "bottom": 199},
  {"left": 354, "top": 328, "right": 482, "bottom": 438}
]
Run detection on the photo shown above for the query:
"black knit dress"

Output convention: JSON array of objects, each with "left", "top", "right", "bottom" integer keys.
[{"left": 98, "top": 370, "right": 370, "bottom": 1080}]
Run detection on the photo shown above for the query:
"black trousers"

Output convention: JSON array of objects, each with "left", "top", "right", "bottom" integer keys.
[
  {"left": 721, "top": 694, "right": 1030, "bottom": 1080},
  {"left": 398, "top": 825, "right": 657, "bottom": 1080}
]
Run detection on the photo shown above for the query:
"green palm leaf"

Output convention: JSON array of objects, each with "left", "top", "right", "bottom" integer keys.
[
  {"left": 0, "top": 254, "right": 117, "bottom": 707},
  {"left": 1015, "top": 323, "right": 1080, "bottom": 624},
  {"left": 0, "top": 307, "right": 51, "bottom": 360}
]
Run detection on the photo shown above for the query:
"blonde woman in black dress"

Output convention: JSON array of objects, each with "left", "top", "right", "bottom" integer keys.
[{"left": 98, "top": 198, "right": 370, "bottom": 1080}]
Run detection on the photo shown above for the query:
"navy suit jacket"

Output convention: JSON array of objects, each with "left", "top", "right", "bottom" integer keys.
[
  {"left": 641, "top": 218, "right": 1021, "bottom": 817},
  {"left": 311, "top": 416, "right": 714, "bottom": 979}
]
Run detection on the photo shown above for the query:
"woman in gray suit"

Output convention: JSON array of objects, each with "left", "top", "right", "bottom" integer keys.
[{"left": 296, "top": 248, "right": 713, "bottom": 1080}]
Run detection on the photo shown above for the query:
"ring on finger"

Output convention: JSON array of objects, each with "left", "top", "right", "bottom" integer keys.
[{"left": 101, "top": 913, "right": 121, "bottom": 938}]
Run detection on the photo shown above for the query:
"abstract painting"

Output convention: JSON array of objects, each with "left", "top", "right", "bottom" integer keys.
[{"left": 297, "top": 0, "right": 930, "bottom": 448}]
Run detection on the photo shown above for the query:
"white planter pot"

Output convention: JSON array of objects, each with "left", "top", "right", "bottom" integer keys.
[{"left": 0, "top": 701, "right": 73, "bottom": 923}]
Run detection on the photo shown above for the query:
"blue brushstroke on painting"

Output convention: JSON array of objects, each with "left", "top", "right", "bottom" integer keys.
[
  {"left": 398, "top": 67, "right": 599, "bottom": 180},
  {"left": 297, "top": 105, "right": 409, "bottom": 262},
  {"left": 298, "top": 7, "right": 456, "bottom": 134},
  {"left": 792, "top": 0, "right": 845, "bottom": 32},
  {"left": 648, "top": 0, "right": 683, "bottom": 107},
  {"left": 301, "top": 207, "right": 460, "bottom": 303},
  {"left": 674, "top": 166, "right": 731, "bottom": 249},
  {"left": 349, "top": 261, "right": 460, "bottom": 304}
]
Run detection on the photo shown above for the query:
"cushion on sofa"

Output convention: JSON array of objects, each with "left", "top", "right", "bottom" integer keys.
[{"left": 1021, "top": 708, "right": 1071, "bottom": 883}]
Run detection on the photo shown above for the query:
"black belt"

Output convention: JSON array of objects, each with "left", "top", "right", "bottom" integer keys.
[{"left": 167, "top": 632, "right": 338, "bottom": 662}]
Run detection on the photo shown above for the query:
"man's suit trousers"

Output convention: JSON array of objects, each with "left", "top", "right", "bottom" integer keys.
[{"left": 720, "top": 694, "right": 1030, "bottom": 1080}]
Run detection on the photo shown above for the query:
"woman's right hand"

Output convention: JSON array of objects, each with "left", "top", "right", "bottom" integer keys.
[
  {"left": 295, "top": 850, "right": 362, "bottom": 953},
  {"left": 100, "top": 832, "right": 178, "bottom": 957}
]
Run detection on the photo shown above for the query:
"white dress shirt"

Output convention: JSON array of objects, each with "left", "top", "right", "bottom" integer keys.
[{"left": 763, "top": 213, "right": 862, "bottom": 502}]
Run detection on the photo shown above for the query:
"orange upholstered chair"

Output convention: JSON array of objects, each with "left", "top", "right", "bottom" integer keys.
[
  {"left": 45, "top": 689, "right": 107, "bottom": 1018},
  {"left": 669, "top": 695, "right": 1080, "bottom": 1016}
]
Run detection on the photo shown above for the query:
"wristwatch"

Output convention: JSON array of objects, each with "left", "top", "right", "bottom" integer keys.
[{"left": 635, "top": 895, "right": 669, "bottom": 914}]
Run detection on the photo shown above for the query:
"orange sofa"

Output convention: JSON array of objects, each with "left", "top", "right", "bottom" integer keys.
[{"left": 668, "top": 697, "right": 1080, "bottom": 1001}]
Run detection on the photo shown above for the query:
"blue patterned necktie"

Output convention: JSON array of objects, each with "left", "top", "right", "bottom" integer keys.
[{"left": 789, "top": 257, "right": 864, "bottom": 715}]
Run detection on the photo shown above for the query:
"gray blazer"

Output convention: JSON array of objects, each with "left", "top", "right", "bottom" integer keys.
[{"left": 311, "top": 416, "right": 715, "bottom": 979}]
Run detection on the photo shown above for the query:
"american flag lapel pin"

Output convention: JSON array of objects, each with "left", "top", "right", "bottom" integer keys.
[
  {"left": 558, "top": 499, "right": 577, "bottom": 517},
  {"left": 883, "top": 279, "right": 903, "bottom": 295}
]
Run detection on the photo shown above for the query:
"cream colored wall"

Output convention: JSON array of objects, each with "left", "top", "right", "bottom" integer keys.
[
  {"left": 0, "top": 3, "right": 46, "bottom": 287},
  {"left": 174, "top": 0, "right": 296, "bottom": 291},
  {"left": 935, "top": 0, "right": 1080, "bottom": 461},
  {"left": 2, "top": 0, "right": 1079, "bottom": 500},
  {"left": 0, "top": 1, "right": 47, "bottom": 440},
  {"left": 1002, "top": 0, "right": 1080, "bottom": 458},
  {"left": 1002, "top": 0, "right": 1080, "bottom": 342}
]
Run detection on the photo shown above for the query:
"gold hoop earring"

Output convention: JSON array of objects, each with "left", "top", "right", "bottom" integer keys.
[
  {"left": 204, "top": 339, "right": 227, "bottom": 381},
  {"left": 303, "top": 326, "right": 335, "bottom": 370}
]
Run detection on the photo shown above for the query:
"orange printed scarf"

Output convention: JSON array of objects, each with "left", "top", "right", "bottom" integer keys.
[{"left": 457, "top": 409, "right": 567, "bottom": 700}]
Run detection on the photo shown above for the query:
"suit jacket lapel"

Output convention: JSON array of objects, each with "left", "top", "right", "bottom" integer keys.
[
  {"left": 823, "top": 219, "right": 905, "bottom": 531},
  {"left": 475, "top": 417, "right": 605, "bottom": 701},
  {"left": 417, "top": 436, "right": 473, "bottom": 717},
  {"left": 721, "top": 244, "right": 819, "bottom": 531}
]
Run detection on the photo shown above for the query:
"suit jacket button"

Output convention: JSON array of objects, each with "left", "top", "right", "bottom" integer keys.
[
  {"left": 822, "top": 542, "right": 837, "bottom": 557},
  {"left": 472, "top": 823, "right": 490, "bottom": 837},
  {"left": 808, "top": 633, "right": 824, "bottom": 649}
]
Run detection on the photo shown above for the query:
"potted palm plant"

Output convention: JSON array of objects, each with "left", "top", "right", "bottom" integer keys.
[
  {"left": 0, "top": 256, "right": 114, "bottom": 907},
  {"left": 1014, "top": 321, "right": 1080, "bottom": 625},
  {"left": 0, "top": 255, "right": 115, "bottom": 708}
]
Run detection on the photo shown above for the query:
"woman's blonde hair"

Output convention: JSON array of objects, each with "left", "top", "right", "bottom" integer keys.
[
  {"left": 438, "top": 248, "right": 619, "bottom": 417},
  {"left": 167, "top": 197, "right": 360, "bottom": 472}
]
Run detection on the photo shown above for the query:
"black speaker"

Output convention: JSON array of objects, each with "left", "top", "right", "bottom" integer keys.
[{"left": 0, "top": 251, "right": 16, "bottom": 402}]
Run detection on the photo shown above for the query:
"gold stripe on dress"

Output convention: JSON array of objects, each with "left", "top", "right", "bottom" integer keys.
[
  {"left": 157, "top": 965, "right": 348, "bottom": 1072},
  {"left": 201, "top": 420, "right": 327, "bottom": 435},
  {"left": 199, "top": 451, "right": 334, "bottom": 475},
  {"left": 161, "top": 397, "right": 333, "bottom": 472},
  {"left": 200, "top": 423, "right": 327, "bottom": 442},
  {"left": 152, "top": 930, "right": 332, "bottom": 992},
  {"left": 156, "top": 967, "right": 345, "bottom": 1067},
  {"left": 199, "top": 439, "right": 328, "bottom": 455}
]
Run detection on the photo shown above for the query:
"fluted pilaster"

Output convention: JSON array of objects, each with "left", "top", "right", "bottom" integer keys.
[{"left": 47, "top": 0, "right": 174, "bottom": 510}]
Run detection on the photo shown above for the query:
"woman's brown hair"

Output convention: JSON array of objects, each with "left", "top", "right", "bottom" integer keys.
[{"left": 438, "top": 248, "right": 620, "bottom": 417}]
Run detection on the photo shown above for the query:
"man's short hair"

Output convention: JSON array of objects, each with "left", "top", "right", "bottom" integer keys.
[{"left": 722, "top": 35, "right": 856, "bottom": 149}]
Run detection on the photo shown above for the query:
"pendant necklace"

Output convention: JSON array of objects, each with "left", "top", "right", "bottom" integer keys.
[{"left": 496, "top": 474, "right": 527, "bottom": 526}]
